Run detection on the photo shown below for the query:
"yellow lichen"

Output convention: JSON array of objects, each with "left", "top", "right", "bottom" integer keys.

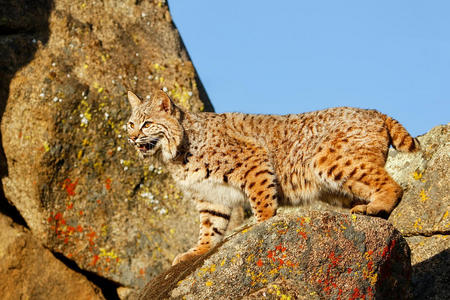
[
  {"left": 121, "top": 160, "right": 133, "bottom": 167},
  {"left": 99, "top": 248, "right": 118, "bottom": 259},
  {"left": 101, "top": 54, "right": 109, "bottom": 62},
  {"left": 220, "top": 258, "right": 226, "bottom": 266},
  {"left": 268, "top": 284, "right": 291, "bottom": 299},
  {"left": 101, "top": 225, "right": 108, "bottom": 237},
  {"left": 412, "top": 171, "right": 423, "bottom": 180},
  {"left": 210, "top": 264, "right": 216, "bottom": 272},
  {"left": 197, "top": 266, "right": 210, "bottom": 277},
  {"left": 413, "top": 218, "right": 423, "bottom": 230},
  {"left": 43, "top": 142, "right": 50, "bottom": 152},
  {"left": 269, "top": 268, "right": 279, "bottom": 275},
  {"left": 419, "top": 189, "right": 430, "bottom": 202},
  {"left": 205, "top": 280, "right": 213, "bottom": 287}
]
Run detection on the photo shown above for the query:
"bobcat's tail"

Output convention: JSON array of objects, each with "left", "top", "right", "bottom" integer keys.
[{"left": 382, "top": 114, "right": 420, "bottom": 152}]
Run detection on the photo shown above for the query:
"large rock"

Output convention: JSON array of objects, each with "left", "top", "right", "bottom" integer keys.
[
  {"left": 0, "top": 213, "right": 104, "bottom": 300},
  {"left": 387, "top": 124, "right": 449, "bottom": 236},
  {"left": 140, "top": 211, "right": 412, "bottom": 299},
  {"left": 386, "top": 124, "right": 450, "bottom": 299},
  {"left": 0, "top": 0, "right": 53, "bottom": 225},
  {"left": 1, "top": 0, "right": 212, "bottom": 288}
]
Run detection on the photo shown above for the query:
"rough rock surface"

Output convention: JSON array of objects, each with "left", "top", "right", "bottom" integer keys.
[
  {"left": 0, "top": 213, "right": 104, "bottom": 300},
  {"left": 387, "top": 124, "right": 449, "bottom": 237},
  {"left": 386, "top": 124, "right": 449, "bottom": 299},
  {"left": 1, "top": 0, "right": 212, "bottom": 288},
  {"left": 140, "top": 212, "right": 412, "bottom": 300},
  {"left": 0, "top": 0, "right": 53, "bottom": 226}
]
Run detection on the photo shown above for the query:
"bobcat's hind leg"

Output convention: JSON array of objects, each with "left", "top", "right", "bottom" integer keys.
[
  {"left": 172, "top": 201, "right": 231, "bottom": 265},
  {"left": 344, "top": 166, "right": 402, "bottom": 219},
  {"left": 315, "top": 145, "right": 401, "bottom": 219}
]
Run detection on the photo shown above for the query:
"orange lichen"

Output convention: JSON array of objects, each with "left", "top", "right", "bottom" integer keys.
[
  {"left": 63, "top": 178, "right": 79, "bottom": 196},
  {"left": 105, "top": 178, "right": 112, "bottom": 190},
  {"left": 90, "top": 255, "right": 100, "bottom": 266},
  {"left": 256, "top": 259, "right": 263, "bottom": 267}
]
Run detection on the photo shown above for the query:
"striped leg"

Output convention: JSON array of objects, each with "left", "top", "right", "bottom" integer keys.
[
  {"left": 172, "top": 202, "right": 231, "bottom": 265},
  {"left": 241, "top": 161, "right": 278, "bottom": 222}
]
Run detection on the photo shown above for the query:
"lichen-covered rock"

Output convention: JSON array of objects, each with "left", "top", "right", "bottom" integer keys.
[
  {"left": 387, "top": 124, "right": 449, "bottom": 237},
  {"left": 0, "top": 213, "right": 104, "bottom": 300},
  {"left": 385, "top": 124, "right": 449, "bottom": 298},
  {"left": 1, "top": 0, "right": 212, "bottom": 288},
  {"left": 140, "top": 212, "right": 412, "bottom": 299}
]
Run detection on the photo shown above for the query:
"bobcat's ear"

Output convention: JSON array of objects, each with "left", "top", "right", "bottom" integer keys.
[
  {"left": 153, "top": 90, "right": 173, "bottom": 114},
  {"left": 127, "top": 91, "right": 142, "bottom": 108}
]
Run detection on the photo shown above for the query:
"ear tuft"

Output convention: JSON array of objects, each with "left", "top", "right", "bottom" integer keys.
[
  {"left": 155, "top": 90, "right": 173, "bottom": 114},
  {"left": 128, "top": 91, "right": 142, "bottom": 108}
]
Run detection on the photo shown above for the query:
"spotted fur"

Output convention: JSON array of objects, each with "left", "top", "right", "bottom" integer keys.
[{"left": 126, "top": 90, "right": 419, "bottom": 265}]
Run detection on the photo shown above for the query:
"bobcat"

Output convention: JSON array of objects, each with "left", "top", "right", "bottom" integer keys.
[{"left": 126, "top": 90, "right": 419, "bottom": 265}]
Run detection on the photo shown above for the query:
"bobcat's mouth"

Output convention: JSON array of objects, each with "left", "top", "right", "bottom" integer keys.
[{"left": 137, "top": 138, "right": 159, "bottom": 153}]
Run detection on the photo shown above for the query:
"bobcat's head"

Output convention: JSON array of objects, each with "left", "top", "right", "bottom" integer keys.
[{"left": 127, "top": 90, "right": 183, "bottom": 161}]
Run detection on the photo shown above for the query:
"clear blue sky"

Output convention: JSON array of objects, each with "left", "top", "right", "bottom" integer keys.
[{"left": 169, "top": 1, "right": 449, "bottom": 136}]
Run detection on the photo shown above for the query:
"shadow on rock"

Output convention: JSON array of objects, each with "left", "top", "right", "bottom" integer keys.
[
  {"left": 0, "top": 0, "right": 53, "bottom": 226},
  {"left": 412, "top": 248, "right": 450, "bottom": 300}
]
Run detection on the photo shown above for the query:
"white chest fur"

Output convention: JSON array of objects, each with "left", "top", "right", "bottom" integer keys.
[{"left": 177, "top": 175, "right": 246, "bottom": 207}]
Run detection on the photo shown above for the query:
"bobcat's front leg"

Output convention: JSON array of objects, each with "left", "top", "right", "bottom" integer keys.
[
  {"left": 172, "top": 201, "right": 231, "bottom": 265},
  {"left": 241, "top": 153, "right": 278, "bottom": 222}
]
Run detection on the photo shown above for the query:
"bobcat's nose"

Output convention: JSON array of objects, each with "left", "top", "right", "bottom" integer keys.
[{"left": 129, "top": 136, "right": 138, "bottom": 144}]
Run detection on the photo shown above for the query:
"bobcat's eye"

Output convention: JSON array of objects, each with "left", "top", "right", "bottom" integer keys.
[
  {"left": 144, "top": 121, "right": 152, "bottom": 128},
  {"left": 129, "top": 122, "right": 134, "bottom": 129}
]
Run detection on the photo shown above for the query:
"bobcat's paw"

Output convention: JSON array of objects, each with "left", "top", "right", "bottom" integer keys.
[
  {"left": 350, "top": 203, "right": 390, "bottom": 219},
  {"left": 172, "top": 251, "right": 199, "bottom": 266},
  {"left": 350, "top": 204, "right": 367, "bottom": 215},
  {"left": 366, "top": 203, "right": 390, "bottom": 219}
]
